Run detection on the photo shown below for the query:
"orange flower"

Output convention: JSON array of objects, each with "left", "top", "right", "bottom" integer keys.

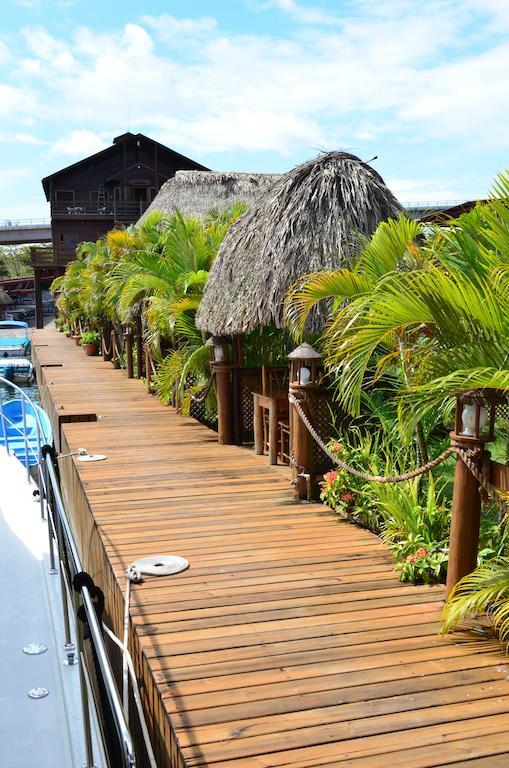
[
  {"left": 331, "top": 442, "right": 343, "bottom": 453},
  {"left": 324, "top": 470, "right": 338, "bottom": 485}
]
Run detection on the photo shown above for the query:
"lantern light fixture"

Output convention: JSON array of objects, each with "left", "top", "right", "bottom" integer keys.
[
  {"left": 453, "top": 390, "right": 501, "bottom": 443},
  {"left": 205, "top": 335, "right": 231, "bottom": 364},
  {"left": 288, "top": 343, "right": 322, "bottom": 387}
]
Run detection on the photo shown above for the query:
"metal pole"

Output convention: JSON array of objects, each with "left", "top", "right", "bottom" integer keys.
[
  {"left": 45, "top": 456, "right": 135, "bottom": 767},
  {"left": 57, "top": 535, "right": 75, "bottom": 659},
  {"left": 21, "top": 397, "right": 29, "bottom": 482},
  {"left": 35, "top": 415, "right": 45, "bottom": 520},
  {"left": 74, "top": 592, "right": 95, "bottom": 768},
  {"left": 0, "top": 398, "right": 9, "bottom": 456},
  {"left": 45, "top": 460, "right": 57, "bottom": 574}
]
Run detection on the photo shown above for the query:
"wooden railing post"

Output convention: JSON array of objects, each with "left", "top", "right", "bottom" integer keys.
[
  {"left": 145, "top": 347, "right": 152, "bottom": 392},
  {"left": 135, "top": 315, "right": 143, "bottom": 379},
  {"left": 211, "top": 362, "right": 234, "bottom": 445},
  {"left": 124, "top": 325, "right": 134, "bottom": 379},
  {"left": 445, "top": 433, "right": 484, "bottom": 599},
  {"left": 290, "top": 385, "right": 313, "bottom": 500},
  {"left": 102, "top": 326, "right": 113, "bottom": 362}
]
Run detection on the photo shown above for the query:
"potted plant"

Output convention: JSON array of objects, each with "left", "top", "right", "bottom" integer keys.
[{"left": 81, "top": 330, "right": 101, "bottom": 356}]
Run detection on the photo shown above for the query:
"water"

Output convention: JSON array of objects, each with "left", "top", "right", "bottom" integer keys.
[{"left": 0, "top": 380, "right": 39, "bottom": 404}]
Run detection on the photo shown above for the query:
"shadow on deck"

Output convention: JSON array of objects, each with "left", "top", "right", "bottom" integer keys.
[{"left": 32, "top": 327, "right": 509, "bottom": 768}]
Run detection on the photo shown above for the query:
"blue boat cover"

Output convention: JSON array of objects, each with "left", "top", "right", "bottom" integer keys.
[{"left": 0, "top": 400, "right": 52, "bottom": 467}]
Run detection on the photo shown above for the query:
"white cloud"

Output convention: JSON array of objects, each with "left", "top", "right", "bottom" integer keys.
[
  {"left": 142, "top": 14, "right": 218, "bottom": 47},
  {"left": 0, "top": 41, "right": 12, "bottom": 65},
  {"left": 0, "top": 168, "right": 31, "bottom": 193},
  {"left": 0, "top": 132, "right": 44, "bottom": 145},
  {"left": 0, "top": 3, "right": 507, "bottom": 172},
  {"left": 252, "top": 0, "right": 343, "bottom": 26},
  {"left": 388, "top": 176, "right": 481, "bottom": 205},
  {"left": 48, "top": 130, "right": 108, "bottom": 159}
]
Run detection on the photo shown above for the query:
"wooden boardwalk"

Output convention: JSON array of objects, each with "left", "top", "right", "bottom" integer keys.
[{"left": 33, "top": 328, "right": 509, "bottom": 768}]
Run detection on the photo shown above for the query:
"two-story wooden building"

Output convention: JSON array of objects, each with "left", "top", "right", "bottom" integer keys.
[{"left": 35, "top": 132, "right": 209, "bottom": 326}]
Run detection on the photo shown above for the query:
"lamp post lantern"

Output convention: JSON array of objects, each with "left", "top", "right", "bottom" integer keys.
[
  {"left": 206, "top": 336, "right": 234, "bottom": 445},
  {"left": 446, "top": 390, "right": 499, "bottom": 598},
  {"left": 288, "top": 343, "right": 323, "bottom": 500}
]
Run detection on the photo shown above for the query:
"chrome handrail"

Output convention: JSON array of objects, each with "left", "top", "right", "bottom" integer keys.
[
  {"left": 0, "top": 375, "right": 136, "bottom": 768},
  {"left": 45, "top": 458, "right": 136, "bottom": 768}
]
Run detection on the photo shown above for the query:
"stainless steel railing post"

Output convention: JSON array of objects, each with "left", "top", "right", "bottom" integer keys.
[
  {"left": 45, "top": 455, "right": 136, "bottom": 767},
  {"left": 0, "top": 398, "right": 9, "bottom": 456},
  {"left": 20, "top": 397, "right": 29, "bottom": 482},
  {"left": 73, "top": 590, "right": 95, "bottom": 768}
]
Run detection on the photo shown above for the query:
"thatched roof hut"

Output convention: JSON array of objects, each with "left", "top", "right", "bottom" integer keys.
[
  {"left": 140, "top": 170, "right": 282, "bottom": 222},
  {"left": 196, "top": 151, "right": 402, "bottom": 335},
  {"left": 0, "top": 287, "right": 12, "bottom": 306}
]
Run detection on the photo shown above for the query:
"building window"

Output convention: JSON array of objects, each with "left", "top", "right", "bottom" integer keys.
[
  {"left": 60, "top": 233, "right": 78, "bottom": 250},
  {"left": 55, "top": 189, "right": 75, "bottom": 203}
]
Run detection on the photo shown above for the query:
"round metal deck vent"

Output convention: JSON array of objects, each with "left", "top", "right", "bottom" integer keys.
[
  {"left": 28, "top": 687, "right": 49, "bottom": 699},
  {"left": 23, "top": 643, "right": 48, "bottom": 655}
]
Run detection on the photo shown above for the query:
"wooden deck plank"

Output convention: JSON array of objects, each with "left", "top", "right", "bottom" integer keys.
[{"left": 33, "top": 328, "right": 509, "bottom": 768}]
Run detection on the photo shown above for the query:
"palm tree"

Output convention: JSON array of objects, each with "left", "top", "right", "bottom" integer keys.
[
  {"left": 284, "top": 214, "right": 433, "bottom": 460},
  {"left": 107, "top": 205, "right": 246, "bottom": 410}
]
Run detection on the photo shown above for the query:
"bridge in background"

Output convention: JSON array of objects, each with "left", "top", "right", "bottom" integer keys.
[{"left": 0, "top": 219, "right": 51, "bottom": 246}]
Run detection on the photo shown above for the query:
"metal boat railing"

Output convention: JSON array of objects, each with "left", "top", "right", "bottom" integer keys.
[{"left": 0, "top": 376, "right": 137, "bottom": 768}]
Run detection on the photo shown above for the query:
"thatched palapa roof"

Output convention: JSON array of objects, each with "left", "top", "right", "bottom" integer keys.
[
  {"left": 140, "top": 170, "right": 282, "bottom": 222},
  {"left": 0, "top": 287, "right": 13, "bottom": 306},
  {"left": 196, "top": 152, "right": 402, "bottom": 335}
]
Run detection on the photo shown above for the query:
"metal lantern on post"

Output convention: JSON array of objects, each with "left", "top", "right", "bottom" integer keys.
[
  {"left": 206, "top": 336, "right": 234, "bottom": 445},
  {"left": 205, "top": 335, "right": 232, "bottom": 364},
  {"left": 288, "top": 343, "right": 323, "bottom": 387},
  {"left": 288, "top": 343, "right": 323, "bottom": 500},
  {"left": 446, "top": 389, "right": 499, "bottom": 598}
]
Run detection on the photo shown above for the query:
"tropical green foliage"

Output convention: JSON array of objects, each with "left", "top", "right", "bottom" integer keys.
[
  {"left": 51, "top": 205, "right": 246, "bottom": 412},
  {"left": 298, "top": 171, "right": 509, "bottom": 595},
  {"left": 0, "top": 245, "right": 34, "bottom": 278},
  {"left": 442, "top": 560, "right": 509, "bottom": 647}
]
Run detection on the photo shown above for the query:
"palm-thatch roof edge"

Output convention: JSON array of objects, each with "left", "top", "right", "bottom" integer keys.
[
  {"left": 196, "top": 151, "right": 403, "bottom": 335},
  {"left": 139, "top": 170, "right": 282, "bottom": 222}
]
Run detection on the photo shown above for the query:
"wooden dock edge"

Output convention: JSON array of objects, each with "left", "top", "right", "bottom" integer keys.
[{"left": 34, "top": 346, "right": 187, "bottom": 768}]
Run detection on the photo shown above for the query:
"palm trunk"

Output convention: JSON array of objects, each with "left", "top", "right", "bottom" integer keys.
[{"left": 398, "top": 337, "right": 429, "bottom": 465}]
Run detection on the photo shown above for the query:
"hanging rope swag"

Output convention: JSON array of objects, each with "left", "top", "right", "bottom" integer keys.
[{"left": 288, "top": 394, "right": 507, "bottom": 509}]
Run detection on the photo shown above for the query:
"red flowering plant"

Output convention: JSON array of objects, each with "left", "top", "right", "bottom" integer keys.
[
  {"left": 371, "top": 475, "right": 451, "bottom": 584},
  {"left": 319, "top": 432, "right": 382, "bottom": 530}
]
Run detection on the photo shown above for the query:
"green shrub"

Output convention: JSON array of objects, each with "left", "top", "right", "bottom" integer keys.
[{"left": 80, "top": 330, "right": 100, "bottom": 344}]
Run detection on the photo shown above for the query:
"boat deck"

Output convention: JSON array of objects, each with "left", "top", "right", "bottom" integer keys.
[{"left": 32, "top": 327, "right": 509, "bottom": 768}]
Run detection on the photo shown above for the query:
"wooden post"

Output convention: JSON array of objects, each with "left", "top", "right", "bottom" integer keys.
[
  {"left": 212, "top": 362, "right": 234, "bottom": 444},
  {"left": 124, "top": 326, "right": 134, "bottom": 379},
  {"left": 34, "top": 271, "right": 44, "bottom": 329},
  {"left": 135, "top": 315, "right": 143, "bottom": 379},
  {"left": 290, "top": 386, "right": 313, "bottom": 500},
  {"left": 253, "top": 394, "right": 264, "bottom": 455},
  {"left": 232, "top": 335, "right": 242, "bottom": 445},
  {"left": 145, "top": 347, "right": 152, "bottom": 392},
  {"left": 445, "top": 433, "right": 484, "bottom": 599},
  {"left": 102, "top": 326, "right": 113, "bottom": 361}
]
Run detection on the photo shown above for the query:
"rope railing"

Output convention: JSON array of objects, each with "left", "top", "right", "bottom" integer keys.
[
  {"left": 101, "top": 329, "right": 112, "bottom": 357},
  {"left": 289, "top": 393, "right": 509, "bottom": 508},
  {"left": 190, "top": 373, "right": 215, "bottom": 403}
]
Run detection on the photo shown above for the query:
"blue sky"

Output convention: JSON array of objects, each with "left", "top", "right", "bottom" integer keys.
[{"left": 1, "top": 0, "right": 509, "bottom": 221}]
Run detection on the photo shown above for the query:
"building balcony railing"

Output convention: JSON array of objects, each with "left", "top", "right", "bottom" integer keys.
[{"left": 51, "top": 200, "right": 151, "bottom": 220}]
